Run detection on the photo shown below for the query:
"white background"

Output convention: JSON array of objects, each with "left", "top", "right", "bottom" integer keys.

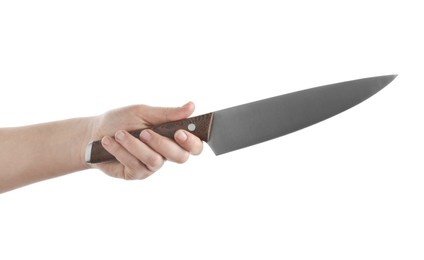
[{"left": 1, "top": 1, "right": 423, "bottom": 259}]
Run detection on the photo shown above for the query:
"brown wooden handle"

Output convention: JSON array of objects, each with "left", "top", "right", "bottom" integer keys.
[{"left": 86, "top": 113, "right": 214, "bottom": 164}]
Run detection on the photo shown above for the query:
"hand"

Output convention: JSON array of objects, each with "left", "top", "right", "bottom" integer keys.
[{"left": 88, "top": 102, "right": 203, "bottom": 180}]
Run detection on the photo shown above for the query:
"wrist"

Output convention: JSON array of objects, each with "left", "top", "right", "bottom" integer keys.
[{"left": 74, "top": 116, "right": 97, "bottom": 170}]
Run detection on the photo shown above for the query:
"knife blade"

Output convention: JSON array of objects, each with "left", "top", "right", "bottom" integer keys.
[{"left": 85, "top": 75, "right": 397, "bottom": 164}]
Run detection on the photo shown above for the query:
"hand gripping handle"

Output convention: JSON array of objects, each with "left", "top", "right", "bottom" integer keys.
[{"left": 85, "top": 113, "right": 213, "bottom": 164}]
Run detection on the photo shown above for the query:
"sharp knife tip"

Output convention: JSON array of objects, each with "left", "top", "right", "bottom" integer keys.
[{"left": 380, "top": 74, "right": 398, "bottom": 86}]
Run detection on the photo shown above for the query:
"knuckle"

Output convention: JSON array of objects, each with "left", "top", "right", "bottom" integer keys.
[
  {"left": 144, "top": 132, "right": 165, "bottom": 147},
  {"left": 154, "top": 135, "right": 166, "bottom": 148},
  {"left": 190, "top": 142, "right": 203, "bottom": 155},
  {"left": 145, "top": 154, "right": 164, "bottom": 169},
  {"left": 163, "top": 107, "right": 171, "bottom": 121},
  {"left": 138, "top": 172, "right": 150, "bottom": 180},
  {"left": 104, "top": 139, "right": 120, "bottom": 154},
  {"left": 191, "top": 148, "right": 202, "bottom": 156},
  {"left": 125, "top": 160, "right": 143, "bottom": 174},
  {"left": 183, "top": 138, "right": 202, "bottom": 156},
  {"left": 123, "top": 169, "right": 137, "bottom": 180},
  {"left": 124, "top": 168, "right": 151, "bottom": 180},
  {"left": 175, "top": 152, "right": 189, "bottom": 164},
  {"left": 133, "top": 104, "right": 148, "bottom": 118}
]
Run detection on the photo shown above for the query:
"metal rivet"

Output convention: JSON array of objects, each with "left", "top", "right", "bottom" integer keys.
[{"left": 188, "top": 123, "right": 196, "bottom": 131}]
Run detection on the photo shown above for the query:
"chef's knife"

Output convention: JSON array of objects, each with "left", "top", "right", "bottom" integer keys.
[{"left": 86, "top": 75, "right": 397, "bottom": 164}]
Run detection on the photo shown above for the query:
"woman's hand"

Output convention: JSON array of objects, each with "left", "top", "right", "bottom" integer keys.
[{"left": 88, "top": 102, "right": 203, "bottom": 180}]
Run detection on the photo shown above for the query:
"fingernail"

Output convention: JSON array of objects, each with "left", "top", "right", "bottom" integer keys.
[
  {"left": 183, "top": 101, "right": 192, "bottom": 108},
  {"left": 102, "top": 136, "right": 111, "bottom": 146},
  {"left": 140, "top": 130, "right": 151, "bottom": 141},
  {"left": 176, "top": 130, "right": 187, "bottom": 142},
  {"left": 115, "top": 131, "right": 125, "bottom": 141}
]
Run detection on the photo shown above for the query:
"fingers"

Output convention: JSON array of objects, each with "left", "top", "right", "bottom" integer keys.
[
  {"left": 115, "top": 131, "right": 165, "bottom": 171},
  {"left": 139, "top": 129, "right": 190, "bottom": 164},
  {"left": 100, "top": 128, "right": 203, "bottom": 180},
  {"left": 101, "top": 132, "right": 163, "bottom": 180}
]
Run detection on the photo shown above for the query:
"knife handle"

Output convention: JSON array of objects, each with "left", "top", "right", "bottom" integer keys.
[{"left": 85, "top": 113, "right": 214, "bottom": 164}]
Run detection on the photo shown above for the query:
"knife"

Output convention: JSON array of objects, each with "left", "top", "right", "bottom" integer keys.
[{"left": 85, "top": 75, "right": 397, "bottom": 164}]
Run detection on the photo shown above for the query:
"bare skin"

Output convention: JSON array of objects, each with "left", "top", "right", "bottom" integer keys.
[{"left": 0, "top": 102, "right": 203, "bottom": 193}]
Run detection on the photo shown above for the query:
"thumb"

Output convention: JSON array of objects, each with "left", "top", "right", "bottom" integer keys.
[{"left": 144, "top": 102, "right": 195, "bottom": 125}]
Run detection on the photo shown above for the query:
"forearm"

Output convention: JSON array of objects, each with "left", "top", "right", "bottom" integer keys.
[{"left": 0, "top": 117, "right": 93, "bottom": 193}]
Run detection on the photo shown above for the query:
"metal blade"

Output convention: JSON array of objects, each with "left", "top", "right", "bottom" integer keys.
[{"left": 208, "top": 75, "right": 396, "bottom": 155}]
